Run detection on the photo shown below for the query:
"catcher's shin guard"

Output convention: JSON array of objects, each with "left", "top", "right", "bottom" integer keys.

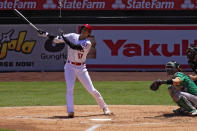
[{"left": 176, "top": 96, "right": 196, "bottom": 112}]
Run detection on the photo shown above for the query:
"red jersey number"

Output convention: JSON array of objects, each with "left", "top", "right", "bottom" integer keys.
[
  {"left": 78, "top": 50, "right": 84, "bottom": 59},
  {"left": 78, "top": 53, "right": 83, "bottom": 59}
]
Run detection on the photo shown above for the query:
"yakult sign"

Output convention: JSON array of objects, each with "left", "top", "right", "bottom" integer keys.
[{"left": 86, "top": 26, "right": 197, "bottom": 71}]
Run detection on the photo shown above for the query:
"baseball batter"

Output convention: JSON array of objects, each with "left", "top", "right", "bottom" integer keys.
[
  {"left": 150, "top": 61, "right": 197, "bottom": 116},
  {"left": 38, "top": 24, "right": 111, "bottom": 118}
]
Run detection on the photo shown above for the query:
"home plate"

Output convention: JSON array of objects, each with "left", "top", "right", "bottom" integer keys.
[{"left": 90, "top": 118, "right": 111, "bottom": 121}]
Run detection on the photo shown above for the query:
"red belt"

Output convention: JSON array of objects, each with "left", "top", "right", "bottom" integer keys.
[{"left": 67, "top": 61, "right": 85, "bottom": 66}]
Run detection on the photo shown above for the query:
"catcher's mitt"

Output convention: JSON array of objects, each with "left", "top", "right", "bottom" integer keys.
[{"left": 150, "top": 80, "right": 162, "bottom": 91}]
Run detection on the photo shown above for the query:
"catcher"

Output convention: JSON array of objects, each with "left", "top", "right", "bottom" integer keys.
[{"left": 150, "top": 61, "right": 197, "bottom": 116}]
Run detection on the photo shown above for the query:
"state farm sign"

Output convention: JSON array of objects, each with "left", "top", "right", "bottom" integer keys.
[
  {"left": 1, "top": 0, "right": 197, "bottom": 10},
  {"left": 86, "top": 26, "right": 197, "bottom": 70}
]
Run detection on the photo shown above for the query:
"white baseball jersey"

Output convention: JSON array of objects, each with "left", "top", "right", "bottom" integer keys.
[
  {"left": 54, "top": 33, "right": 91, "bottom": 63},
  {"left": 53, "top": 33, "right": 108, "bottom": 114}
]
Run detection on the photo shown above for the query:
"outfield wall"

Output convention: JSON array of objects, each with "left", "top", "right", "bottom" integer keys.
[{"left": 0, "top": 24, "right": 194, "bottom": 71}]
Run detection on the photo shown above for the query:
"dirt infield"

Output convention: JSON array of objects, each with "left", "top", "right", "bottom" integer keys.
[
  {"left": 0, "top": 105, "right": 197, "bottom": 131},
  {"left": 0, "top": 72, "right": 196, "bottom": 131}
]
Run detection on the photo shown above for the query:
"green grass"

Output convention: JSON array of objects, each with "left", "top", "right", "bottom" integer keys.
[
  {"left": 0, "top": 81, "right": 175, "bottom": 107},
  {"left": 0, "top": 129, "right": 15, "bottom": 131}
]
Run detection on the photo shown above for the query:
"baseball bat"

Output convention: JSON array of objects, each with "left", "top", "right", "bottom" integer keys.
[{"left": 14, "top": 9, "right": 39, "bottom": 31}]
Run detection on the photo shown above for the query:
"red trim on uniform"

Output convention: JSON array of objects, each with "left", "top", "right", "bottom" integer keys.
[{"left": 68, "top": 61, "right": 85, "bottom": 66}]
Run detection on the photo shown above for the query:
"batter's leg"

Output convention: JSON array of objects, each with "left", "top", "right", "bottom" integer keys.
[
  {"left": 64, "top": 64, "right": 76, "bottom": 114},
  {"left": 77, "top": 68, "right": 107, "bottom": 110}
]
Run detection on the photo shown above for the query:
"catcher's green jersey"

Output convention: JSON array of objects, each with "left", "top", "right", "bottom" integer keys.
[{"left": 174, "top": 72, "right": 197, "bottom": 95}]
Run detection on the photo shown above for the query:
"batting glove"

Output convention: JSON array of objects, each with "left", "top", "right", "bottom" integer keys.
[{"left": 37, "top": 30, "right": 49, "bottom": 37}]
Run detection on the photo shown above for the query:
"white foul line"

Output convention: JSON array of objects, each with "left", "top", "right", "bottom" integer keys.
[
  {"left": 86, "top": 124, "right": 101, "bottom": 131},
  {"left": 85, "top": 122, "right": 165, "bottom": 131},
  {"left": 90, "top": 118, "right": 111, "bottom": 121}
]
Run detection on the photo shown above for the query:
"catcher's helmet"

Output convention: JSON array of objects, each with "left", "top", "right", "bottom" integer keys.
[
  {"left": 186, "top": 46, "right": 197, "bottom": 62},
  {"left": 165, "top": 61, "right": 181, "bottom": 75},
  {"left": 80, "top": 24, "right": 92, "bottom": 34}
]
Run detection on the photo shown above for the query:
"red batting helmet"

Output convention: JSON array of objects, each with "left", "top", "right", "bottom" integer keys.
[{"left": 80, "top": 24, "right": 92, "bottom": 34}]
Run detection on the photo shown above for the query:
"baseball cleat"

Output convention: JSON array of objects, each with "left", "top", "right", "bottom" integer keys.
[
  {"left": 189, "top": 109, "right": 197, "bottom": 116},
  {"left": 173, "top": 108, "right": 188, "bottom": 114},
  {"left": 103, "top": 107, "right": 111, "bottom": 115},
  {"left": 68, "top": 112, "right": 74, "bottom": 118}
]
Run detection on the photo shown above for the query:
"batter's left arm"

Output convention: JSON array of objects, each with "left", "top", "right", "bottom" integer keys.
[
  {"left": 61, "top": 34, "right": 83, "bottom": 50},
  {"left": 53, "top": 34, "right": 83, "bottom": 50}
]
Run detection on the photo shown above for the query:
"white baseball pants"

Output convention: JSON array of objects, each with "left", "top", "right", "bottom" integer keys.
[{"left": 64, "top": 63, "right": 107, "bottom": 114}]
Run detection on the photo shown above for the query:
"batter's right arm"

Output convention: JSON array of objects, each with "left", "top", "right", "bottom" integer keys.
[{"left": 37, "top": 30, "right": 66, "bottom": 44}]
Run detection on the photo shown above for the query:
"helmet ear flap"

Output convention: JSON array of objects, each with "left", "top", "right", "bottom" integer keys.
[
  {"left": 174, "top": 61, "right": 181, "bottom": 72},
  {"left": 177, "top": 64, "right": 181, "bottom": 71}
]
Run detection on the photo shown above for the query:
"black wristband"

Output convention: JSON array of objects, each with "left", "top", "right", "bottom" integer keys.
[
  {"left": 166, "top": 79, "right": 173, "bottom": 84},
  {"left": 162, "top": 79, "right": 173, "bottom": 84}
]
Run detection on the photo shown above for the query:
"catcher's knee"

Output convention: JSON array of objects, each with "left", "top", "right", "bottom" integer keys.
[
  {"left": 168, "top": 86, "right": 174, "bottom": 97},
  {"left": 168, "top": 86, "right": 180, "bottom": 102},
  {"left": 168, "top": 85, "right": 173, "bottom": 90},
  {"left": 168, "top": 86, "right": 173, "bottom": 95}
]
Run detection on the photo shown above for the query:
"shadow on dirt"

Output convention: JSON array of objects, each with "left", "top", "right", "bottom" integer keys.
[
  {"left": 48, "top": 114, "right": 106, "bottom": 119},
  {"left": 143, "top": 111, "right": 193, "bottom": 120},
  {"left": 145, "top": 113, "right": 191, "bottom": 120},
  {"left": 161, "top": 113, "right": 190, "bottom": 117}
]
